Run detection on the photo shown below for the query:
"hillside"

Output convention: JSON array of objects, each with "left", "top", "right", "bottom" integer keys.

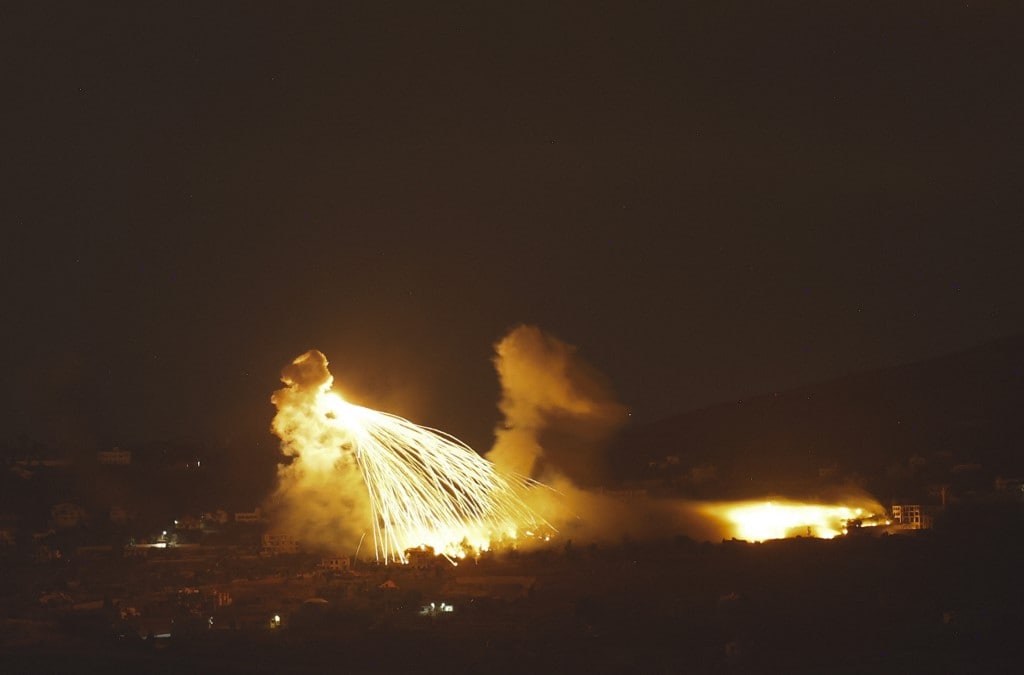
[{"left": 612, "top": 335, "right": 1024, "bottom": 501}]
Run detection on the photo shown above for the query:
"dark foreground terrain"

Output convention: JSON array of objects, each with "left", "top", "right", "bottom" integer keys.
[{"left": 3, "top": 502, "right": 1022, "bottom": 674}]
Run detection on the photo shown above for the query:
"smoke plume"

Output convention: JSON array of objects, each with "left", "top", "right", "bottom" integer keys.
[
  {"left": 487, "top": 325, "right": 628, "bottom": 487},
  {"left": 485, "top": 325, "right": 700, "bottom": 542},
  {"left": 268, "top": 350, "right": 372, "bottom": 554},
  {"left": 485, "top": 325, "right": 883, "bottom": 544}
]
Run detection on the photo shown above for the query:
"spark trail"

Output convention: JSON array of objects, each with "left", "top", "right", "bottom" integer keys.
[{"left": 271, "top": 350, "right": 551, "bottom": 564}]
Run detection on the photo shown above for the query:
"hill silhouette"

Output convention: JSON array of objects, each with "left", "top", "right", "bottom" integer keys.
[{"left": 612, "top": 334, "right": 1024, "bottom": 502}]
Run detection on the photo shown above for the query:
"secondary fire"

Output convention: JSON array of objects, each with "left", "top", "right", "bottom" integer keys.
[
  {"left": 698, "top": 498, "right": 887, "bottom": 542},
  {"left": 270, "top": 350, "right": 551, "bottom": 564}
]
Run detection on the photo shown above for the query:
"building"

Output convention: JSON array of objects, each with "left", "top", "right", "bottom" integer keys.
[
  {"left": 261, "top": 532, "right": 299, "bottom": 555},
  {"left": 235, "top": 507, "right": 268, "bottom": 524},
  {"left": 406, "top": 546, "right": 443, "bottom": 568},
  {"left": 320, "top": 554, "right": 351, "bottom": 572},
  {"left": 201, "top": 510, "right": 230, "bottom": 525},
  {"left": 97, "top": 447, "right": 132, "bottom": 465},
  {"left": 891, "top": 504, "right": 925, "bottom": 529},
  {"left": 175, "top": 515, "right": 202, "bottom": 530}
]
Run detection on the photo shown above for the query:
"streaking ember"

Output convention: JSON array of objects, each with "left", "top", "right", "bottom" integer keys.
[
  {"left": 698, "top": 498, "right": 886, "bottom": 542},
  {"left": 270, "top": 350, "right": 551, "bottom": 564}
]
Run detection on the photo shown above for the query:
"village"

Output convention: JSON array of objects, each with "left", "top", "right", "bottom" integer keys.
[{"left": 3, "top": 440, "right": 1023, "bottom": 672}]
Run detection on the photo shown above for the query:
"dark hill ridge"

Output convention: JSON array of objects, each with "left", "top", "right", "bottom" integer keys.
[{"left": 612, "top": 334, "right": 1024, "bottom": 499}]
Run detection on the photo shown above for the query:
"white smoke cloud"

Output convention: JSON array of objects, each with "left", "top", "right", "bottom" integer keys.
[
  {"left": 268, "top": 350, "right": 372, "bottom": 555},
  {"left": 485, "top": 325, "right": 686, "bottom": 542}
]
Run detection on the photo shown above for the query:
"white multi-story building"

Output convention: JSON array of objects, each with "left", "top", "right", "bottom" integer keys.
[{"left": 891, "top": 504, "right": 923, "bottom": 529}]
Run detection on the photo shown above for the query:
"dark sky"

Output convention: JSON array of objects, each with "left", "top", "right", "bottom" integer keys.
[{"left": 4, "top": 2, "right": 1023, "bottom": 454}]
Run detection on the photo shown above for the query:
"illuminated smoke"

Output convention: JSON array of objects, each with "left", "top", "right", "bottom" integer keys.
[
  {"left": 486, "top": 325, "right": 662, "bottom": 540},
  {"left": 488, "top": 324, "right": 628, "bottom": 487},
  {"left": 485, "top": 325, "right": 885, "bottom": 544},
  {"left": 269, "top": 351, "right": 373, "bottom": 557},
  {"left": 484, "top": 325, "right": 685, "bottom": 540},
  {"left": 269, "top": 350, "right": 549, "bottom": 563}
]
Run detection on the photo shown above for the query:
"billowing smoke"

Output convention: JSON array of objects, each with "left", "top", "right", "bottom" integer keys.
[
  {"left": 268, "top": 350, "right": 372, "bottom": 554},
  {"left": 488, "top": 325, "right": 628, "bottom": 487},
  {"left": 267, "top": 348, "right": 549, "bottom": 560},
  {"left": 485, "top": 325, "right": 883, "bottom": 544},
  {"left": 485, "top": 325, "right": 715, "bottom": 542}
]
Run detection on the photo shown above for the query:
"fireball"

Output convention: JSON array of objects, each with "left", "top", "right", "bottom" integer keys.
[{"left": 699, "top": 499, "right": 885, "bottom": 542}]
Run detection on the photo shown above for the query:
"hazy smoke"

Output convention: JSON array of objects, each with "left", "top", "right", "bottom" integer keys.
[
  {"left": 485, "top": 325, "right": 697, "bottom": 542},
  {"left": 268, "top": 350, "right": 372, "bottom": 554},
  {"left": 487, "top": 325, "right": 628, "bottom": 487},
  {"left": 484, "top": 325, "right": 883, "bottom": 544}
]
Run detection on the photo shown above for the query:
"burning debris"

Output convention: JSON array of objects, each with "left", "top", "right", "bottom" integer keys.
[
  {"left": 270, "top": 350, "right": 551, "bottom": 564},
  {"left": 698, "top": 498, "right": 888, "bottom": 542}
]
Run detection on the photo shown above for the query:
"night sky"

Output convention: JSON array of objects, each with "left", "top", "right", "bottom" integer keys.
[{"left": 5, "top": 3, "right": 1023, "bottom": 455}]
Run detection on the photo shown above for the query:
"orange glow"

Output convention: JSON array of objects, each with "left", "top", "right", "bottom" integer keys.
[
  {"left": 271, "top": 350, "right": 553, "bottom": 565},
  {"left": 699, "top": 498, "right": 885, "bottom": 542}
]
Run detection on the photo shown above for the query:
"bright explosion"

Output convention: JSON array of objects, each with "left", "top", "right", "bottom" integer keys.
[
  {"left": 699, "top": 499, "right": 886, "bottom": 542},
  {"left": 271, "top": 350, "right": 551, "bottom": 564},
  {"left": 270, "top": 329, "right": 890, "bottom": 560}
]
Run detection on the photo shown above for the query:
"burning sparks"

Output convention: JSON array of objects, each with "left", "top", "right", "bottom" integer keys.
[
  {"left": 699, "top": 499, "right": 885, "bottom": 542},
  {"left": 271, "top": 350, "right": 551, "bottom": 564}
]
